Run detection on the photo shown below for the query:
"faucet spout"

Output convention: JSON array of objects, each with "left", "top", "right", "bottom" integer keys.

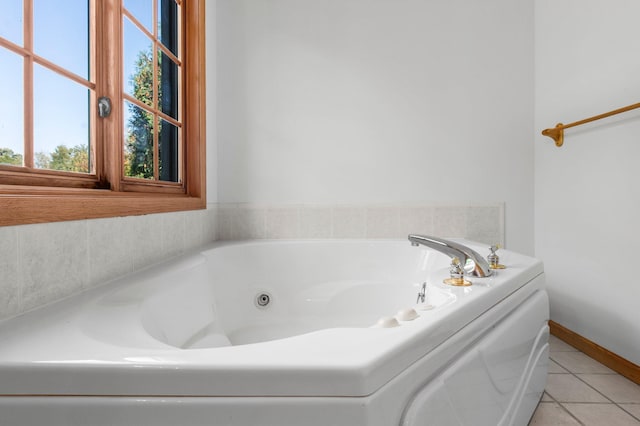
[{"left": 408, "top": 234, "right": 493, "bottom": 278}]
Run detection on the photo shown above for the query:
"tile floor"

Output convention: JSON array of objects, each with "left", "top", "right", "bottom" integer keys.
[{"left": 529, "top": 335, "right": 640, "bottom": 425}]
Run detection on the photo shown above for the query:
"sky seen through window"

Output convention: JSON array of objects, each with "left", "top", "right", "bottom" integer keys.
[{"left": 0, "top": 0, "right": 154, "bottom": 165}]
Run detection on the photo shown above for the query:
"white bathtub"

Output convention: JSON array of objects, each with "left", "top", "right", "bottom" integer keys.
[{"left": 0, "top": 239, "right": 549, "bottom": 426}]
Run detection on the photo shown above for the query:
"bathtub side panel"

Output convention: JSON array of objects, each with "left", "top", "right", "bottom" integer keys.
[
  {"left": 0, "top": 396, "right": 369, "bottom": 426},
  {"left": 399, "top": 289, "right": 549, "bottom": 426}
]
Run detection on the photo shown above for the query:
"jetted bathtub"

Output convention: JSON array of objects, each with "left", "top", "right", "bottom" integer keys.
[{"left": 0, "top": 238, "right": 549, "bottom": 426}]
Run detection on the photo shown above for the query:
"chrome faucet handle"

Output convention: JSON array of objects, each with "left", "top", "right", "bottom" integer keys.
[
  {"left": 443, "top": 257, "right": 472, "bottom": 286},
  {"left": 488, "top": 244, "right": 506, "bottom": 269},
  {"left": 449, "top": 257, "right": 464, "bottom": 278}
]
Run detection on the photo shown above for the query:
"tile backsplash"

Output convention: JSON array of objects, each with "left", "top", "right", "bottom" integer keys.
[
  {"left": 217, "top": 203, "right": 504, "bottom": 245},
  {"left": 0, "top": 202, "right": 502, "bottom": 321},
  {"left": 0, "top": 208, "right": 218, "bottom": 320}
]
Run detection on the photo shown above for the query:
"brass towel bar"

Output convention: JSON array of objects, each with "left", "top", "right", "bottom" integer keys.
[{"left": 541, "top": 102, "right": 640, "bottom": 147}]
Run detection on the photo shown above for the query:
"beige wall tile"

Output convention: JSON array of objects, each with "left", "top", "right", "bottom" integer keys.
[
  {"left": 18, "top": 221, "right": 88, "bottom": 312},
  {"left": 88, "top": 217, "right": 135, "bottom": 287},
  {"left": 3, "top": 207, "right": 220, "bottom": 320},
  {"left": 161, "top": 212, "right": 186, "bottom": 259},
  {"left": 235, "top": 207, "right": 266, "bottom": 239},
  {"left": 433, "top": 206, "right": 467, "bottom": 238},
  {"left": 299, "top": 207, "right": 332, "bottom": 238},
  {"left": 265, "top": 207, "right": 299, "bottom": 239},
  {"left": 466, "top": 205, "right": 503, "bottom": 245},
  {"left": 397, "top": 206, "right": 434, "bottom": 237},
  {"left": 131, "top": 213, "right": 164, "bottom": 270},
  {"left": 201, "top": 207, "right": 218, "bottom": 243},
  {"left": 216, "top": 205, "right": 235, "bottom": 240},
  {"left": 0, "top": 227, "right": 20, "bottom": 319},
  {"left": 365, "top": 207, "right": 399, "bottom": 238},
  {"left": 216, "top": 203, "right": 503, "bottom": 243},
  {"left": 183, "top": 210, "right": 206, "bottom": 249},
  {"left": 332, "top": 207, "right": 366, "bottom": 238}
]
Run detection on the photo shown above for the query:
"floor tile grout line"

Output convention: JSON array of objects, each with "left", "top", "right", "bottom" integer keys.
[
  {"left": 544, "top": 341, "right": 640, "bottom": 424},
  {"left": 552, "top": 402, "right": 625, "bottom": 405},
  {"left": 547, "top": 354, "right": 619, "bottom": 414},
  {"left": 571, "top": 372, "right": 623, "bottom": 375},
  {"left": 551, "top": 353, "right": 640, "bottom": 422},
  {"left": 548, "top": 358, "right": 570, "bottom": 374},
  {"left": 618, "top": 404, "right": 640, "bottom": 422},
  {"left": 541, "top": 390, "right": 586, "bottom": 425},
  {"left": 574, "top": 375, "right": 640, "bottom": 414},
  {"left": 571, "top": 370, "right": 620, "bottom": 405}
]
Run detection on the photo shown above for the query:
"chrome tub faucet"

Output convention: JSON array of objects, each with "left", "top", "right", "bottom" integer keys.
[{"left": 408, "top": 234, "right": 493, "bottom": 278}]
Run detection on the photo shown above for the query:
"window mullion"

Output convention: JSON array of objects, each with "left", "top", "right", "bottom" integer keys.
[
  {"left": 152, "top": 0, "right": 159, "bottom": 182},
  {"left": 94, "top": 0, "right": 108, "bottom": 187},
  {"left": 96, "top": 0, "right": 124, "bottom": 191},
  {"left": 23, "top": 0, "right": 34, "bottom": 169},
  {"left": 153, "top": 44, "right": 160, "bottom": 181},
  {"left": 89, "top": 0, "right": 97, "bottom": 177}
]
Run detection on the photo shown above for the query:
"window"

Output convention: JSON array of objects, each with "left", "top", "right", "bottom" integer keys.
[{"left": 0, "top": 0, "right": 205, "bottom": 226}]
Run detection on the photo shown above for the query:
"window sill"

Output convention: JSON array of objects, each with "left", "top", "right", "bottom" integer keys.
[{"left": 0, "top": 189, "right": 206, "bottom": 227}]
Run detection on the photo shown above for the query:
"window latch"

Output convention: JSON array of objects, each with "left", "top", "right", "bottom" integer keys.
[{"left": 98, "top": 97, "right": 112, "bottom": 118}]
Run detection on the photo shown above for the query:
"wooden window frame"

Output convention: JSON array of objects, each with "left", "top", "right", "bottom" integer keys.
[{"left": 0, "top": 0, "right": 206, "bottom": 227}]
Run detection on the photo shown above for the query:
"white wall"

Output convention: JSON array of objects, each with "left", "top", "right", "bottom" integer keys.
[
  {"left": 206, "top": 1, "right": 218, "bottom": 201},
  {"left": 216, "top": 0, "right": 535, "bottom": 254},
  {"left": 535, "top": 0, "right": 640, "bottom": 364}
]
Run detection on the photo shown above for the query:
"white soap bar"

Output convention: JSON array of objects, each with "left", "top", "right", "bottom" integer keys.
[
  {"left": 376, "top": 316, "right": 400, "bottom": 328},
  {"left": 396, "top": 308, "right": 419, "bottom": 321}
]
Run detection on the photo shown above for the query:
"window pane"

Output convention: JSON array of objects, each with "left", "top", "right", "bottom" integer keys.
[
  {"left": 159, "top": 50, "right": 178, "bottom": 120},
  {"left": 0, "top": 48, "right": 24, "bottom": 167},
  {"left": 124, "top": 100, "right": 154, "bottom": 180},
  {"left": 158, "top": 0, "right": 179, "bottom": 56},
  {"left": 34, "top": 0, "right": 89, "bottom": 79},
  {"left": 33, "top": 64, "right": 91, "bottom": 173},
  {"left": 124, "top": 0, "right": 153, "bottom": 34},
  {"left": 124, "top": 17, "right": 154, "bottom": 107},
  {"left": 0, "top": 0, "right": 23, "bottom": 46},
  {"left": 158, "top": 118, "right": 178, "bottom": 182}
]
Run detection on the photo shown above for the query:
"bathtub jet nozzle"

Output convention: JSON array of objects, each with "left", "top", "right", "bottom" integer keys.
[{"left": 407, "top": 234, "right": 493, "bottom": 278}]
